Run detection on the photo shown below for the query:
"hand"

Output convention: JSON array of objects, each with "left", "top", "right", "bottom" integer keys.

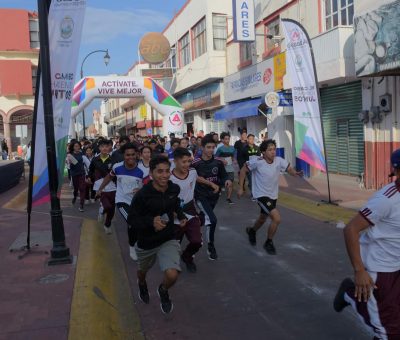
[
  {"left": 179, "top": 219, "right": 188, "bottom": 228},
  {"left": 210, "top": 182, "right": 220, "bottom": 194},
  {"left": 225, "top": 180, "right": 232, "bottom": 189},
  {"left": 296, "top": 170, "right": 304, "bottom": 177},
  {"left": 354, "top": 269, "right": 377, "bottom": 302},
  {"left": 95, "top": 189, "right": 102, "bottom": 198},
  {"left": 237, "top": 188, "right": 244, "bottom": 198},
  {"left": 222, "top": 159, "right": 228, "bottom": 166},
  {"left": 153, "top": 216, "right": 167, "bottom": 231},
  {"left": 85, "top": 178, "right": 92, "bottom": 185},
  {"left": 132, "top": 188, "right": 140, "bottom": 194}
]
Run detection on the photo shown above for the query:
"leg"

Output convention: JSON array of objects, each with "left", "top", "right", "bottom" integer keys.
[
  {"left": 101, "top": 191, "right": 116, "bottom": 228},
  {"left": 71, "top": 175, "right": 79, "bottom": 199},
  {"left": 136, "top": 247, "right": 157, "bottom": 304},
  {"left": 162, "top": 269, "right": 179, "bottom": 290},
  {"left": 252, "top": 213, "right": 268, "bottom": 232},
  {"left": 267, "top": 209, "right": 281, "bottom": 240},
  {"left": 182, "top": 217, "right": 202, "bottom": 263},
  {"left": 197, "top": 199, "right": 217, "bottom": 244},
  {"left": 78, "top": 175, "right": 86, "bottom": 207}
]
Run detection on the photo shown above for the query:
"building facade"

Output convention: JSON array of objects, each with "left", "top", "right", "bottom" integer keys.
[{"left": 0, "top": 9, "right": 39, "bottom": 154}]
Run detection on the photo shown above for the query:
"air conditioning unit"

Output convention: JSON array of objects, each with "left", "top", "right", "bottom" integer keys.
[
  {"left": 358, "top": 110, "right": 369, "bottom": 124},
  {"left": 379, "top": 93, "right": 392, "bottom": 113},
  {"left": 370, "top": 106, "right": 383, "bottom": 124}
]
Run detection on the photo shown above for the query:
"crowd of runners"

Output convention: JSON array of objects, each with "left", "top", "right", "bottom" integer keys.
[{"left": 65, "top": 131, "right": 400, "bottom": 339}]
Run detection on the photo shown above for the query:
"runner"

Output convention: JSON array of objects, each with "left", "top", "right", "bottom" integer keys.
[
  {"left": 67, "top": 140, "right": 86, "bottom": 212},
  {"left": 167, "top": 139, "right": 180, "bottom": 160},
  {"left": 215, "top": 132, "right": 236, "bottom": 204},
  {"left": 83, "top": 145, "right": 95, "bottom": 203},
  {"left": 333, "top": 149, "right": 400, "bottom": 339},
  {"left": 234, "top": 131, "right": 247, "bottom": 189},
  {"left": 138, "top": 145, "right": 151, "bottom": 183},
  {"left": 191, "top": 134, "right": 232, "bottom": 260},
  {"left": 97, "top": 143, "right": 144, "bottom": 260},
  {"left": 238, "top": 139, "right": 303, "bottom": 255},
  {"left": 127, "top": 155, "right": 187, "bottom": 314},
  {"left": 170, "top": 147, "right": 202, "bottom": 273},
  {"left": 89, "top": 139, "right": 116, "bottom": 234},
  {"left": 241, "top": 134, "right": 260, "bottom": 198}
]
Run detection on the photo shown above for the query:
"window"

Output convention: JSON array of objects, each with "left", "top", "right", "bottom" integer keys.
[
  {"left": 213, "top": 14, "right": 227, "bottom": 51},
  {"left": 240, "top": 42, "right": 252, "bottom": 63},
  {"left": 192, "top": 17, "right": 207, "bottom": 58},
  {"left": 264, "top": 18, "right": 280, "bottom": 57},
  {"left": 179, "top": 33, "right": 191, "bottom": 67},
  {"left": 171, "top": 45, "right": 176, "bottom": 69},
  {"left": 29, "top": 19, "right": 39, "bottom": 49},
  {"left": 32, "top": 67, "right": 38, "bottom": 95},
  {"left": 325, "top": 0, "right": 354, "bottom": 30}
]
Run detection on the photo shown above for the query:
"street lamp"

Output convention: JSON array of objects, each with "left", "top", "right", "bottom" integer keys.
[{"left": 79, "top": 49, "right": 110, "bottom": 138}]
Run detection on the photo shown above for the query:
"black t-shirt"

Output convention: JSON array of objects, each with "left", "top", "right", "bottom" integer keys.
[
  {"left": 234, "top": 140, "right": 247, "bottom": 167},
  {"left": 242, "top": 144, "right": 260, "bottom": 162}
]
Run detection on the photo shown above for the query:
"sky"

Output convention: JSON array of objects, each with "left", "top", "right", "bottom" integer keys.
[{"left": 2, "top": 0, "right": 187, "bottom": 125}]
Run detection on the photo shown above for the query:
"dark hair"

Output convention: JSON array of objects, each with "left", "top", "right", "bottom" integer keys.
[
  {"left": 220, "top": 132, "right": 230, "bottom": 140},
  {"left": 140, "top": 145, "right": 152, "bottom": 154},
  {"left": 119, "top": 136, "right": 130, "bottom": 144},
  {"left": 169, "top": 133, "right": 175, "bottom": 138},
  {"left": 247, "top": 134, "right": 255, "bottom": 138},
  {"left": 68, "top": 141, "right": 81, "bottom": 153},
  {"left": 260, "top": 139, "right": 277, "bottom": 152},
  {"left": 120, "top": 142, "right": 138, "bottom": 154},
  {"left": 181, "top": 137, "right": 189, "bottom": 141},
  {"left": 173, "top": 147, "right": 192, "bottom": 159},
  {"left": 98, "top": 139, "right": 112, "bottom": 146},
  {"left": 171, "top": 138, "right": 180, "bottom": 146},
  {"left": 201, "top": 134, "right": 216, "bottom": 147},
  {"left": 150, "top": 155, "right": 170, "bottom": 171}
]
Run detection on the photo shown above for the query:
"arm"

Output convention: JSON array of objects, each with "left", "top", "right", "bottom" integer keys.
[
  {"left": 286, "top": 165, "right": 303, "bottom": 177},
  {"left": 218, "top": 161, "right": 231, "bottom": 188},
  {"left": 237, "top": 164, "right": 249, "bottom": 198},
  {"left": 127, "top": 193, "right": 157, "bottom": 232},
  {"left": 95, "top": 174, "right": 112, "bottom": 197},
  {"left": 196, "top": 176, "right": 220, "bottom": 193},
  {"left": 343, "top": 214, "right": 376, "bottom": 302},
  {"left": 174, "top": 194, "right": 187, "bottom": 227}
]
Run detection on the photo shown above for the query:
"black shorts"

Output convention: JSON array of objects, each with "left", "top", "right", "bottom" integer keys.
[{"left": 257, "top": 196, "right": 277, "bottom": 215}]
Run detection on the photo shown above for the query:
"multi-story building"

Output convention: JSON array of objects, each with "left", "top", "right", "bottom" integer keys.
[
  {"left": 0, "top": 9, "right": 39, "bottom": 154},
  {"left": 161, "top": 0, "right": 232, "bottom": 136}
]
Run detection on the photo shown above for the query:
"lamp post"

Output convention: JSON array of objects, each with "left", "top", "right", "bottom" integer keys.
[{"left": 80, "top": 49, "right": 110, "bottom": 138}]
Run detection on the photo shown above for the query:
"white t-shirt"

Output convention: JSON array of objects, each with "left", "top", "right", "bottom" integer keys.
[
  {"left": 170, "top": 168, "right": 198, "bottom": 221},
  {"left": 359, "top": 182, "right": 400, "bottom": 272},
  {"left": 110, "top": 162, "right": 144, "bottom": 205},
  {"left": 138, "top": 160, "right": 150, "bottom": 179},
  {"left": 246, "top": 156, "right": 289, "bottom": 199}
]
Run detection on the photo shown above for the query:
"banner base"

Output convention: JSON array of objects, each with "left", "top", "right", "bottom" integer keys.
[{"left": 47, "top": 254, "right": 73, "bottom": 266}]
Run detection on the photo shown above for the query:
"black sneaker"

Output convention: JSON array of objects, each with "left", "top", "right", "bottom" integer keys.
[
  {"left": 333, "top": 278, "right": 354, "bottom": 312},
  {"left": 182, "top": 256, "right": 197, "bottom": 273},
  {"left": 157, "top": 285, "right": 173, "bottom": 314},
  {"left": 72, "top": 196, "right": 77, "bottom": 205},
  {"left": 263, "top": 240, "right": 277, "bottom": 255},
  {"left": 138, "top": 281, "right": 150, "bottom": 304},
  {"left": 227, "top": 198, "right": 234, "bottom": 205},
  {"left": 246, "top": 227, "right": 256, "bottom": 246},
  {"left": 207, "top": 243, "right": 218, "bottom": 260}
]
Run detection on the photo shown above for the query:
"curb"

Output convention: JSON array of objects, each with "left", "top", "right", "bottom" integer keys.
[
  {"left": 278, "top": 191, "right": 356, "bottom": 224},
  {"left": 69, "top": 219, "right": 144, "bottom": 340}
]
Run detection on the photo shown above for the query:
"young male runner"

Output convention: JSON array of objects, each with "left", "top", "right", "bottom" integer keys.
[
  {"left": 192, "top": 134, "right": 232, "bottom": 260},
  {"left": 89, "top": 139, "right": 116, "bottom": 234},
  {"left": 215, "top": 132, "right": 236, "bottom": 204},
  {"left": 127, "top": 156, "right": 187, "bottom": 314},
  {"left": 97, "top": 143, "right": 144, "bottom": 259},
  {"left": 238, "top": 139, "right": 302, "bottom": 255},
  {"left": 170, "top": 147, "right": 202, "bottom": 273},
  {"left": 333, "top": 149, "right": 400, "bottom": 339}
]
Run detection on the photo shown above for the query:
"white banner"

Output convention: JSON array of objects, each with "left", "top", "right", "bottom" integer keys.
[
  {"left": 32, "top": 0, "right": 86, "bottom": 206},
  {"left": 232, "top": 0, "right": 255, "bottom": 42},
  {"left": 224, "top": 58, "right": 274, "bottom": 102},
  {"left": 281, "top": 19, "right": 326, "bottom": 172}
]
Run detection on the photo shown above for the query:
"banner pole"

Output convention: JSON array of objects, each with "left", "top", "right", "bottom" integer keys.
[{"left": 37, "top": 0, "right": 72, "bottom": 265}]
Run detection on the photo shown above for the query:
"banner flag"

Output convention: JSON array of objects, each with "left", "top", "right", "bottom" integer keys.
[
  {"left": 32, "top": 0, "right": 86, "bottom": 206},
  {"left": 232, "top": 0, "right": 255, "bottom": 42},
  {"left": 281, "top": 19, "right": 326, "bottom": 172}
]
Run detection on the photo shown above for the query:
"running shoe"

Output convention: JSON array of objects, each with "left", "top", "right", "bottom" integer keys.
[
  {"left": 207, "top": 243, "right": 218, "bottom": 260},
  {"left": 246, "top": 227, "right": 256, "bottom": 246},
  {"left": 333, "top": 278, "right": 354, "bottom": 312},
  {"left": 181, "top": 256, "right": 197, "bottom": 273},
  {"left": 263, "top": 240, "right": 277, "bottom": 255},
  {"left": 79, "top": 205, "right": 84, "bottom": 212},
  {"left": 226, "top": 198, "right": 234, "bottom": 205},
  {"left": 98, "top": 206, "right": 104, "bottom": 222},
  {"left": 157, "top": 285, "right": 173, "bottom": 314},
  {"left": 129, "top": 246, "right": 138, "bottom": 261},
  {"left": 103, "top": 225, "right": 112, "bottom": 235},
  {"left": 138, "top": 280, "right": 150, "bottom": 304}
]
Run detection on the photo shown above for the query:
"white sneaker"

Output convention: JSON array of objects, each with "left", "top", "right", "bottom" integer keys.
[
  {"left": 129, "top": 246, "right": 138, "bottom": 261},
  {"left": 104, "top": 225, "right": 112, "bottom": 234},
  {"left": 98, "top": 206, "right": 104, "bottom": 222}
]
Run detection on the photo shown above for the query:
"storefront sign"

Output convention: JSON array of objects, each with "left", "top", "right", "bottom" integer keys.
[
  {"left": 354, "top": 1, "right": 400, "bottom": 76},
  {"left": 278, "top": 91, "right": 293, "bottom": 106},
  {"left": 175, "top": 82, "right": 221, "bottom": 112},
  {"left": 139, "top": 32, "right": 171, "bottom": 64},
  {"left": 224, "top": 58, "right": 274, "bottom": 103},
  {"left": 232, "top": 0, "right": 255, "bottom": 42},
  {"left": 274, "top": 52, "right": 286, "bottom": 90}
]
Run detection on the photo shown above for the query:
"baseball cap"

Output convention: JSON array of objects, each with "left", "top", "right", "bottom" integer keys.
[{"left": 391, "top": 149, "right": 400, "bottom": 169}]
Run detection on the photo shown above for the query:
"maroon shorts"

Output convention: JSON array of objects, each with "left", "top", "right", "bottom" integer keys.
[{"left": 344, "top": 270, "right": 400, "bottom": 339}]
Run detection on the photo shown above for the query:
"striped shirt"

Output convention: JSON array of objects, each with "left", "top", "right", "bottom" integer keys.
[{"left": 110, "top": 162, "right": 144, "bottom": 205}]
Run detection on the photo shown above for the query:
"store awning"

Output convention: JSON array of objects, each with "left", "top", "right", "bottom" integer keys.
[{"left": 214, "top": 98, "right": 262, "bottom": 120}]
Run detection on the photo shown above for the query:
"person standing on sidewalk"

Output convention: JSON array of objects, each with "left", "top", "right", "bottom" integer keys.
[
  {"left": 333, "top": 149, "right": 400, "bottom": 339},
  {"left": 170, "top": 147, "right": 202, "bottom": 273},
  {"left": 89, "top": 139, "right": 116, "bottom": 234},
  {"left": 67, "top": 141, "right": 86, "bottom": 212},
  {"left": 238, "top": 139, "right": 303, "bottom": 255},
  {"left": 192, "top": 134, "right": 232, "bottom": 260},
  {"left": 127, "top": 155, "right": 187, "bottom": 314},
  {"left": 97, "top": 143, "right": 144, "bottom": 260},
  {"left": 215, "top": 132, "right": 236, "bottom": 205}
]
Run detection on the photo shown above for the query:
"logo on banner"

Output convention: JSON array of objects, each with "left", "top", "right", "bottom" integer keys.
[
  {"left": 263, "top": 68, "right": 272, "bottom": 85},
  {"left": 287, "top": 28, "right": 308, "bottom": 50},
  {"left": 295, "top": 54, "right": 304, "bottom": 71},
  {"left": 169, "top": 111, "right": 183, "bottom": 127},
  {"left": 60, "top": 16, "right": 74, "bottom": 39}
]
